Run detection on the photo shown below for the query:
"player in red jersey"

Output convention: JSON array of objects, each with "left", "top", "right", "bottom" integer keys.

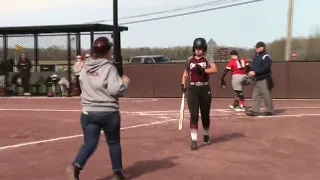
[{"left": 220, "top": 50, "right": 250, "bottom": 111}]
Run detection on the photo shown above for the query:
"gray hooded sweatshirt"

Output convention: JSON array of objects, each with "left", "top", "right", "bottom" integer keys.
[{"left": 79, "top": 58, "right": 128, "bottom": 112}]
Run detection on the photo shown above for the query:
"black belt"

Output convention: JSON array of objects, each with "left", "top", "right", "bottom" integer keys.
[{"left": 189, "top": 82, "right": 209, "bottom": 86}]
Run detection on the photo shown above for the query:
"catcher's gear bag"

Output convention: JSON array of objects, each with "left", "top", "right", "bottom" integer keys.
[
  {"left": 58, "top": 77, "right": 70, "bottom": 96},
  {"left": 241, "top": 75, "right": 254, "bottom": 86},
  {"left": 46, "top": 74, "right": 61, "bottom": 96}
]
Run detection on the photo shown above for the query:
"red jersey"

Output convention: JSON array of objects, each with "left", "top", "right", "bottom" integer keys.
[
  {"left": 226, "top": 58, "right": 249, "bottom": 75},
  {"left": 186, "top": 55, "right": 214, "bottom": 82}
]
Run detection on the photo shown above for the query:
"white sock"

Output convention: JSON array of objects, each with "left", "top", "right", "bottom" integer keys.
[
  {"left": 203, "top": 129, "right": 209, "bottom": 136},
  {"left": 190, "top": 129, "right": 198, "bottom": 141}
]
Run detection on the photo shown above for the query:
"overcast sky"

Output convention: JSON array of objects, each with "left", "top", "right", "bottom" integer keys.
[{"left": 1, "top": 0, "right": 319, "bottom": 48}]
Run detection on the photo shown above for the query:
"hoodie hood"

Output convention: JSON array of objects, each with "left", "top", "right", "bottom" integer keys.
[{"left": 84, "top": 58, "right": 112, "bottom": 73}]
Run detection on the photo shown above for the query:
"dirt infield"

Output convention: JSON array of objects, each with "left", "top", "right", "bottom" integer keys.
[{"left": 0, "top": 98, "right": 320, "bottom": 180}]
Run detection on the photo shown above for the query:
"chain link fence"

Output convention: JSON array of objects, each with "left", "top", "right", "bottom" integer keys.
[
  {"left": 0, "top": 35, "right": 3, "bottom": 61},
  {"left": 0, "top": 32, "right": 113, "bottom": 96},
  {"left": 38, "top": 33, "right": 69, "bottom": 72},
  {"left": 0, "top": 36, "right": 5, "bottom": 91}
]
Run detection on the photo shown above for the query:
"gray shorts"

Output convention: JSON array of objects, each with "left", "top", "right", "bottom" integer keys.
[{"left": 232, "top": 74, "right": 245, "bottom": 91}]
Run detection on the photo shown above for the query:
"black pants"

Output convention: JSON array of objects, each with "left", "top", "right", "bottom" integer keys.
[
  {"left": 21, "top": 72, "right": 30, "bottom": 93},
  {"left": 187, "top": 85, "right": 212, "bottom": 130},
  {"left": 12, "top": 71, "right": 30, "bottom": 93}
]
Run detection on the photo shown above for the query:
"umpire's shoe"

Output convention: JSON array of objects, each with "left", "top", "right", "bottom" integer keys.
[
  {"left": 245, "top": 110, "right": 260, "bottom": 116},
  {"left": 66, "top": 165, "right": 80, "bottom": 180},
  {"left": 112, "top": 171, "right": 127, "bottom": 180},
  {"left": 263, "top": 111, "right": 273, "bottom": 116}
]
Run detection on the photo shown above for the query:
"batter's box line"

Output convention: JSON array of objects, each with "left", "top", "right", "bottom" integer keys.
[{"left": 0, "top": 118, "right": 179, "bottom": 151}]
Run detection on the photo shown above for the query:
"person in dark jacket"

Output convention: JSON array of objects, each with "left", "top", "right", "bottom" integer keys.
[
  {"left": 246, "top": 42, "right": 274, "bottom": 116},
  {"left": 17, "top": 53, "right": 32, "bottom": 96},
  {"left": 66, "top": 37, "right": 129, "bottom": 180}
]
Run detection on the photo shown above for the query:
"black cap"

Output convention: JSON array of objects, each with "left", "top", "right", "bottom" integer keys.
[
  {"left": 255, "top": 41, "right": 266, "bottom": 48},
  {"left": 230, "top": 50, "right": 238, "bottom": 56}
]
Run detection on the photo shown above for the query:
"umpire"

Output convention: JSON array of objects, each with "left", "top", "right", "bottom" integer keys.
[{"left": 246, "top": 41, "right": 274, "bottom": 116}]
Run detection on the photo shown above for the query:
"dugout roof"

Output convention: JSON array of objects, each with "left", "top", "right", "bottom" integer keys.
[{"left": 0, "top": 23, "right": 128, "bottom": 35}]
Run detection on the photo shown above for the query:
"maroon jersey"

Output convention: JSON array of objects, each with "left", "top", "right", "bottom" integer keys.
[{"left": 186, "top": 55, "right": 214, "bottom": 82}]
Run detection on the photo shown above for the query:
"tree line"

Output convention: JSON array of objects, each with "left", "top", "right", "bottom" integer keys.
[
  {"left": 121, "top": 33, "right": 320, "bottom": 61},
  {"left": 1, "top": 33, "right": 319, "bottom": 63}
]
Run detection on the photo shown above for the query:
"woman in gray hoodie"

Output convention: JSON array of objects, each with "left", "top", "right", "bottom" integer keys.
[{"left": 66, "top": 37, "right": 130, "bottom": 180}]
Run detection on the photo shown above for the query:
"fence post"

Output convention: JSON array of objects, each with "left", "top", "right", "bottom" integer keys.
[
  {"left": 34, "top": 34, "right": 38, "bottom": 71},
  {"left": 90, "top": 31, "right": 94, "bottom": 51},
  {"left": 76, "top": 32, "right": 81, "bottom": 55},
  {"left": 3, "top": 35, "right": 8, "bottom": 92},
  {"left": 67, "top": 33, "right": 72, "bottom": 96}
]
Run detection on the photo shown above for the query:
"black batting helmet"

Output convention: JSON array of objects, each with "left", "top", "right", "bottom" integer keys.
[
  {"left": 92, "top": 37, "right": 113, "bottom": 55},
  {"left": 192, "top": 38, "right": 207, "bottom": 52}
]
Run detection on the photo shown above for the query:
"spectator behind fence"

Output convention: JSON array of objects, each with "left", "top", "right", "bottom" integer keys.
[
  {"left": 66, "top": 37, "right": 130, "bottom": 180},
  {"left": 73, "top": 55, "right": 85, "bottom": 95},
  {"left": 14, "top": 53, "right": 32, "bottom": 96}
]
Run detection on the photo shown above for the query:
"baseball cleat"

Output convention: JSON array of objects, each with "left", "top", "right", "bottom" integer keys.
[
  {"left": 203, "top": 135, "right": 211, "bottom": 145},
  {"left": 66, "top": 165, "right": 80, "bottom": 180},
  {"left": 235, "top": 106, "right": 246, "bottom": 112},
  {"left": 112, "top": 171, "right": 127, "bottom": 180},
  {"left": 191, "top": 140, "right": 198, "bottom": 150},
  {"left": 229, "top": 104, "right": 237, "bottom": 109}
]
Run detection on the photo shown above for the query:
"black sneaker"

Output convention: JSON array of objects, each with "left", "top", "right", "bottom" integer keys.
[
  {"left": 203, "top": 135, "right": 211, "bottom": 145},
  {"left": 112, "top": 171, "right": 126, "bottom": 180},
  {"left": 263, "top": 111, "right": 273, "bottom": 116},
  {"left": 191, "top": 140, "right": 198, "bottom": 150},
  {"left": 245, "top": 110, "right": 260, "bottom": 116},
  {"left": 66, "top": 165, "right": 80, "bottom": 180}
]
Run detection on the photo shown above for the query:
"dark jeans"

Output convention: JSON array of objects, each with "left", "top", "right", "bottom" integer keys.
[
  {"left": 73, "top": 111, "right": 123, "bottom": 171},
  {"left": 187, "top": 85, "right": 212, "bottom": 129}
]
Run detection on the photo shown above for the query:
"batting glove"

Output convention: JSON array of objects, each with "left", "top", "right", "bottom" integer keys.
[{"left": 181, "top": 84, "right": 186, "bottom": 92}]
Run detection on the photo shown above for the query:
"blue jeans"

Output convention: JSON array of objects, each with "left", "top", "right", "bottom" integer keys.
[{"left": 72, "top": 111, "right": 123, "bottom": 171}]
